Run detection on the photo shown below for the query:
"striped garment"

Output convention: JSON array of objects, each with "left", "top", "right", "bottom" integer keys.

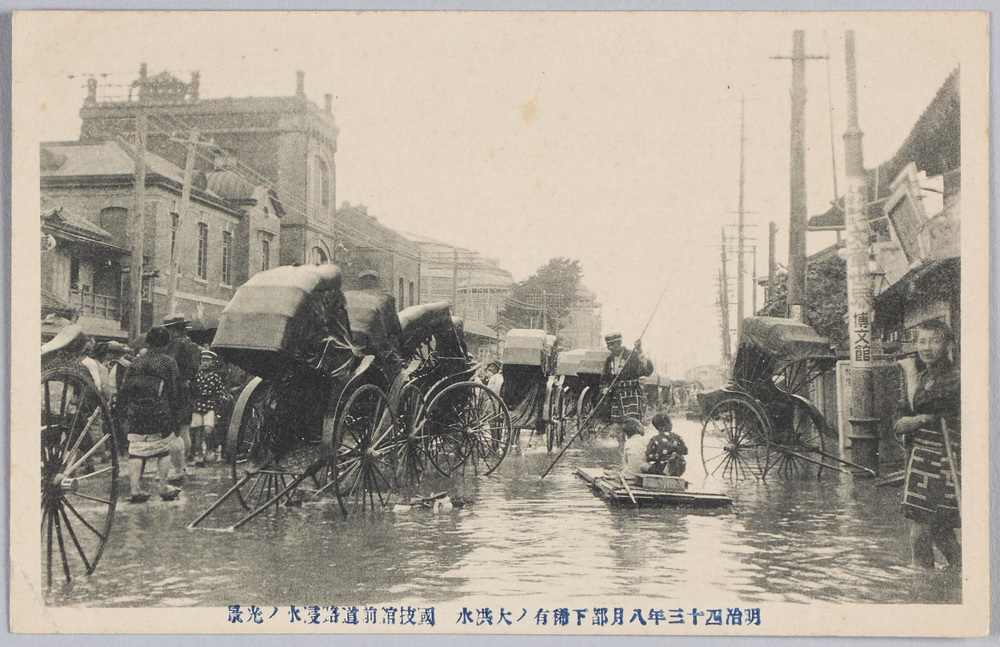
[
  {"left": 610, "top": 379, "right": 645, "bottom": 423},
  {"left": 901, "top": 427, "right": 960, "bottom": 527},
  {"left": 899, "top": 363, "right": 961, "bottom": 527}
]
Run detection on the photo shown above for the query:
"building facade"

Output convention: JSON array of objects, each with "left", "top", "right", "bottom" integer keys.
[
  {"left": 77, "top": 66, "right": 337, "bottom": 271},
  {"left": 335, "top": 203, "right": 422, "bottom": 309},
  {"left": 40, "top": 139, "right": 259, "bottom": 338},
  {"left": 404, "top": 233, "right": 512, "bottom": 326},
  {"left": 556, "top": 283, "right": 603, "bottom": 350}
]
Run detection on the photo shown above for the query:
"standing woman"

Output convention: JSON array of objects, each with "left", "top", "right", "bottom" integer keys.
[{"left": 894, "top": 319, "right": 961, "bottom": 570}]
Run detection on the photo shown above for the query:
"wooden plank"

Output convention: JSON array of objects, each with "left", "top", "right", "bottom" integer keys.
[{"left": 576, "top": 468, "right": 733, "bottom": 508}]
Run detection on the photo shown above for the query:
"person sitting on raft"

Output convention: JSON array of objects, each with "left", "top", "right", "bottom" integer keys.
[
  {"left": 620, "top": 417, "right": 651, "bottom": 478},
  {"left": 645, "top": 412, "right": 688, "bottom": 477}
]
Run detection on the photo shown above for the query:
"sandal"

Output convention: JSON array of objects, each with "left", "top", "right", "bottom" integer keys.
[
  {"left": 160, "top": 488, "right": 181, "bottom": 502},
  {"left": 129, "top": 493, "right": 151, "bottom": 504}
]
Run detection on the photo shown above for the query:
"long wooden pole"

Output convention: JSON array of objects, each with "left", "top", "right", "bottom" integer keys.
[
  {"left": 842, "top": 30, "right": 878, "bottom": 475},
  {"left": 541, "top": 283, "right": 669, "bottom": 478},
  {"left": 166, "top": 128, "right": 199, "bottom": 314},
  {"left": 128, "top": 69, "right": 148, "bottom": 344}
]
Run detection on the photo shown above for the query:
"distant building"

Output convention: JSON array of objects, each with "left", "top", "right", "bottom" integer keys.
[
  {"left": 556, "top": 283, "right": 603, "bottom": 350},
  {"left": 40, "top": 139, "right": 262, "bottom": 337},
  {"left": 685, "top": 365, "right": 727, "bottom": 391},
  {"left": 335, "top": 202, "right": 421, "bottom": 308},
  {"left": 78, "top": 65, "right": 337, "bottom": 270},
  {"left": 403, "top": 233, "right": 512, "bottom": 327}
]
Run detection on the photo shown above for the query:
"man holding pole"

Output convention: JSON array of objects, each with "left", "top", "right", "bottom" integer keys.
[{"left": 601, "top": 332, "right": 654, "bottom": 445}]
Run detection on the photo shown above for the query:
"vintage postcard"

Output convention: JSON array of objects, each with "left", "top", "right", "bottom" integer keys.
[{"left": 10, "top": 10, "right": 990, "bottom": 636}]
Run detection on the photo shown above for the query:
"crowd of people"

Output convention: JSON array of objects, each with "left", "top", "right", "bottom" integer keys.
[{"left": 41, "top": 314, "right": 244, "bottom": 504}]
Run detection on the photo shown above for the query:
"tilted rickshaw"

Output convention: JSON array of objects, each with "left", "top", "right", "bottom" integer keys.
[
  {"left": 390, "top": 302, "right": 513, "bottom": 481},
  {"left": 190, "top": 265, "right": 405, "bottom": 529},
  {"left": 499, "top": 329, "right": 560, "bottom": 450},
  {"left": 554, "top": 348, "right": 612, "bottom": 444},
  {"left": 41, "top": 325, "right": 123, "bottom": 584},
  {"left": 699, "top": 316, "right": 868, "bottom": 481},
  {"left": 569, "top": 348, "right": 611, "bottom": 441}
]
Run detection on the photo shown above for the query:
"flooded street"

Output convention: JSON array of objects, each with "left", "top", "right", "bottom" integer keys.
[{"left": 44, "top": 417, "right": 961, "bottom": 607}]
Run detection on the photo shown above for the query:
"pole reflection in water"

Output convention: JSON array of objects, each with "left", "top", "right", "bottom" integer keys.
[{"left": 44, "top": 418, "right": 960, "bottom": 607}]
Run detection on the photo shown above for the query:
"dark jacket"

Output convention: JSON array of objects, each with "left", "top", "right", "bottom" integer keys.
[{"left": 601, "top": 348, "right": 654, "bottom": 388}]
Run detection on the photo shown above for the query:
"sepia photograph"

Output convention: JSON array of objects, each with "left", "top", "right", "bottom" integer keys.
[{"left": 10, "top": 10, "right": 990, "bottom": 636}]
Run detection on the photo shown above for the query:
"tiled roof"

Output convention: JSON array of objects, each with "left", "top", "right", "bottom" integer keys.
[
  {"left": 41, "top": 206, "right": 114, "bottom": 242},
  {"left": 40, "top": 139, "right": 185, "bottom": 184}
]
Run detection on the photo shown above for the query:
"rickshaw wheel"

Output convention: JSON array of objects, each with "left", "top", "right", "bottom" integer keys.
[
  {"left": 393, "top": 382, "right": 425, "bottom": 486},
  {"left": 423, "top": 382, "right": 512, "bottom": 477},
  {"left": 700, "top": 396, "right": 770, "bottom": 481},
  {"left": 557, "top": 389, "right": 573, "bottom": 447},
  {"left": 227, "top": 379, "right": 294, "bottom": 511},
  {"left": 332, "top": 383, "right": 398, "bottom": 515},
  {"left": 41, "top": 367, "right": 119, "bottom": 586},
  {"left": 764, "top": 396, "right": 828, "bottom": 479},
  {"left": 576, "top": 387, "right": 609, "bottom": 443}
]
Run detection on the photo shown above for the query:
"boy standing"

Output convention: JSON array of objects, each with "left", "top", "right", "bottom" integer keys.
[{"left": 191, "top": 350, "right": 226, "bottom": 467}]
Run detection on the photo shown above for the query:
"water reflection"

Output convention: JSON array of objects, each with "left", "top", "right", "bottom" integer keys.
[{"left": 44, "top": 418, "right": 960, "bottom": 607}]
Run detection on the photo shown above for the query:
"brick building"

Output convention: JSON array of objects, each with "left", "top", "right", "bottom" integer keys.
[
  {"left": 335, "top": 202, "right": 421, "bottom": 309},
  {"left": 40, "top": 139, "right": 268, "bottom": 338},
  {"left": 78, "top": 66, "right": 337, "bottom": 270}
]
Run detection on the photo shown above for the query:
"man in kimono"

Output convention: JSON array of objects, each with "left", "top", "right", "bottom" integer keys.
[{"left": 601, "top": 332, "right": 654, "bottom": 446}]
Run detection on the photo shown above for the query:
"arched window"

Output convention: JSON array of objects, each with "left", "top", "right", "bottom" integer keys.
[
  {"left": 409, "top": 281, "right": 415, "bottom": 307},
  {"left": 312, "top": 156, "right": 330, "bottom": 211},
  {"left": 399, "top": 278, "right": 405, "bottom": 310},
  {"left": 309, "top": 246, "right": 328, "bottom": 265}
]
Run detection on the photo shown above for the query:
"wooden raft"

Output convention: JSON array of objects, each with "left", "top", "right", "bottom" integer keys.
[{"left": 576, "top": 468, "right": 733, "bottom": 509}]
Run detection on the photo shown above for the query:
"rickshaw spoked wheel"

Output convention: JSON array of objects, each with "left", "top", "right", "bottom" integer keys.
[
  {"left": 393, "top": 382, "right": 425, "bottom": 486},
  {"left": 763, "top": 396, "right": 828, "bottom": 479},
  {"left": 41, "top": 367, "right": 120, "bottom": 586},
  {"left": 332, "top": 383, "right": 399, "bottom": 516},
  {"left": 576, "top": 387, "right": 609, "bottom": 443},
  {"left": 227, "top": 379, "right": 299, "bottom": 512},
  {"left": 557, "top": 388, "right": 573, "bottom": 447},
  {"left": 423, "top": 381, "right": 512, "bottom": 477},
  {"left": 700, "top": 396, "right": 770, "bottom": 481}
]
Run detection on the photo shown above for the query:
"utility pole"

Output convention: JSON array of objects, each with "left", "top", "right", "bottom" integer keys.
[
  {"left": 772, "top": 31, "right": 827, "bottom": 321},
  {"left": 128, "top": 64, "right": 149, "bottom": 344},
  {"left": 720, "top": 228, "right": 732, "bottom": 372},
  {"left": 768, "top": 221, "right": 778, "bottom": 304},
  {"left": 752, "top": 244, "right": 758, "bottom": 315},
  {"left": 541, "top": 291, "right": 548, "bottom": 333},
  {"left": 165, "top": 128, "right": 200, "bottom": 314},
  {"left": 452, "top": 248, "right": 459, "bottom": 312},
  {"left": 842, "top": 30, "right": 878, "bottom": 475},
  {"left": 737, "top": 95, "right": 747, "bottom": 340}
]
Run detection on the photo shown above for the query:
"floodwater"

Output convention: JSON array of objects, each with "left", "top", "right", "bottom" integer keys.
[{"left": 43, "top": 417, "right": 961, "bottom": 607}]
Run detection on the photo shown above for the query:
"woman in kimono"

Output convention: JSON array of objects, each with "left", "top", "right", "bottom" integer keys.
[{"left": 894, "top": 319, "right": 961, "bottom": 570}]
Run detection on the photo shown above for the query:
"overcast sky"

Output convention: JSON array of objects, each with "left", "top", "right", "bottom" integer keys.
[{"left": 17, "top": 12, "right": 973, "bottom": 375}]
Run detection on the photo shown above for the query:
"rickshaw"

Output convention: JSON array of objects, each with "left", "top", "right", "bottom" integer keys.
[
  {"left": 390, "top": 302, "right": 512, "bottom": 481},
  {"left": 190, "top": 265, "right": 404, "bottom": 529},
  {"left": 40, "top": 325, "right": 122, "bottom": 584},
  {"left": 699, "top": 316, "right": 867, "bottom": 481},
  {"left": 554, "top": 348, "right": 611, "bottom": 444},
  {"left": 640, "top": 372, "right": 669, "bottom": 416},
  {"left": 499, "top": 329, "right": 559, "bottom": 451}
]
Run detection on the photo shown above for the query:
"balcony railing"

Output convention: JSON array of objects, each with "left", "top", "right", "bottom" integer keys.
[{"left": 70, "top": 289, "right": 120, "bottom": 320}]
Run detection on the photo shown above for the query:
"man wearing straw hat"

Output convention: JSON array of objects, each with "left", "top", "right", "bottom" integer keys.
[{"left": 601, "top": 332, "right": 654, "bottom": 445}]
